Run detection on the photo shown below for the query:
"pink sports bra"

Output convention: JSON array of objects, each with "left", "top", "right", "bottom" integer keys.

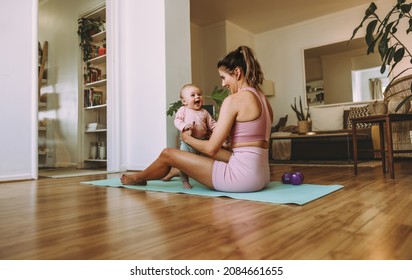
[{"left": 230, "top": 87, "right": 271, "bottom": 145}]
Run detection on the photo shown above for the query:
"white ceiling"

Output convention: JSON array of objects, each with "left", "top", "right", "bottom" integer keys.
[{"left": 190, "top": 0, "right": 373, "bottom": 34}]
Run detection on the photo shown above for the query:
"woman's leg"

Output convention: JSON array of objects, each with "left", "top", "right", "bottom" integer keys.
[
  {"left": 161, "top": 167, "right": 179, "bottom": 181},
  {"left": 161, "top": 146, "right": 231, "bottom": 182},
  {"left": 121, "top": 148, "right": 215, "bottom": 188}
]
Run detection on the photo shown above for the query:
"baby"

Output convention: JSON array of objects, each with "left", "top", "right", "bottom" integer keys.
[{"left": 173, "top": 84, "right": 216, "bottom": 188}]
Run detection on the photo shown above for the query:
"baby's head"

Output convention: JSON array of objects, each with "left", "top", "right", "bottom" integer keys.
[{"left": 180, "top": 84, "right": 203, "bottom": 110}]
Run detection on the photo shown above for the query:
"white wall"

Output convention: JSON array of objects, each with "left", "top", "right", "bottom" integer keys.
[
  {"left": 225, "top": 21, "right": 255, "bottom": 52},
  {"left": 255, "top": 0, "right": 396, "bottom": 125},
  {"left": 0, "top": 0, "right": 37, "bottom": 181},
  {"left": 119, "top": 0, "right": 191, "bottom": 170},
  {"left": 165, "top": 0, "right": 192, "bottom": 149},
  {"left": 191, "top": 20, "right": 255, "bottom": 97},
  {"left": 190, "top": 24, "right": 203, "bottom": 88},
  {"left": 196, "top": 22, "right": 227, "bottom": 95}
]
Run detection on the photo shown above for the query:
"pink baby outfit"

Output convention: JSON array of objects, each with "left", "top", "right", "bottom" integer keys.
[
  {"left": 212, "top": 87, "right": 271, "bottom": 192},
  {"left": 174, "top": 107, "right": 216, "bottom": 138}
]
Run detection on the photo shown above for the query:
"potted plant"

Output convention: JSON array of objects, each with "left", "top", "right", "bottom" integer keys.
[
  {"left": 291, "top": 96, "right": 311, "bottom": 133},
  {"left": 77, "top": 17, "right": 104, "bottom": 63},
  {"left": 167, "top": 86, "right": 229, "bottom": 117},
  {"left": 350, "top": 1, "right": 412, "bottom": 112}
]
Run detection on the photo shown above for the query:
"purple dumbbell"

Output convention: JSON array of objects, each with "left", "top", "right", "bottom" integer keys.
[
  {"left": 281, "top": 172, "right": 292, "bottom": 184},
  {"left": 290, "top": 173, "right": 303, "bottom": 185},
  {"left": 294, "top": 171, "right": 304, "bottom": 182}
]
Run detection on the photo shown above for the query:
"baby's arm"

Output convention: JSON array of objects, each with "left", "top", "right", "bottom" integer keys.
[{"left": 174, "top": 107, "right": 191, "bottom": 132}]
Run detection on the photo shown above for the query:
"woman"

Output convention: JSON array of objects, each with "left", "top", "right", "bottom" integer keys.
[{"left": 121, "top": 46, "right": 273, "bottom": 192}]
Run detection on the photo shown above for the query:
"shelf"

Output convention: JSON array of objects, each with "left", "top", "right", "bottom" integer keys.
[
  {"left": 79, "top": 5, "right": 107, "bottom": 169},
  {"left": 307, "top": 91, "right": 323, "bottom": 95},
  {"left": 85, "top": 129, "right": 107, "bottom": 133},
  {"left": 39, "top": 126, "right": 47, "bottom": 131},
  {"left": 39, "top": 102, "right": 47, "bottom": 108},
  {"left": 85, "top": 79, "right": 107, "bottom": 87},
  {"left": 92, "top": 31, "right": 106, "bottom": 43},
  {"left": 88, "top": 54, "right": 106, "bottom": 65},
  {"left": 84, "top": 5, "right": 106, "bottom": 20},
  {"left": 309, "top": 101, "right": 324, "bottom": 105},
  {"left": 85, "top": 104, "right": 107, "bottom": 110},
  {"left": 84, "top": 159, "right": 107, "bottom": 162}
]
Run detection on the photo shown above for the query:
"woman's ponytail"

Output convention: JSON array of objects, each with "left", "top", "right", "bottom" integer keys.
[{"left": 218, "top": 46, "right": 264, "bottom": 89}]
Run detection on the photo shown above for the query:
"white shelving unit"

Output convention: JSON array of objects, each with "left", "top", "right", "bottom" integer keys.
[
  {"left": 79, "top": 5, "right": 107, "bottom": 169},
  {"left": 38, "top": 104, "right": 48, "bottom": 167},
  {"left": 38, "top": 41, "right": 48, "bottom": 168}
]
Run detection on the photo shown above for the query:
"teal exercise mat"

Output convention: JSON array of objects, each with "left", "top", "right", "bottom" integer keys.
[{"left": 81, "top": 178, "right": 343, "bottom": 205}]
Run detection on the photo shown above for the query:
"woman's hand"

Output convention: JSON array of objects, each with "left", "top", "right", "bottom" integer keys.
[
  {"left": 180, "top": 128, "right": 192, "bottom": 143},
  {"left": 181, "top": 121, "right": 195, "bottom": 143}
]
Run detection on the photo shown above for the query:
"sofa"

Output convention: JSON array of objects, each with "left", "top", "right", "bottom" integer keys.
[{"left": 271, "top": 103, "right": 377, "bottom": 161}]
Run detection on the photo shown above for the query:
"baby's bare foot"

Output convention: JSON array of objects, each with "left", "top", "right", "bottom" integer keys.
[
  {"left": 120, "top": 174, "right": 147, "bottom": 185},
  {"left": 182, "top": 181, "right": 193, "bottom": 189}
]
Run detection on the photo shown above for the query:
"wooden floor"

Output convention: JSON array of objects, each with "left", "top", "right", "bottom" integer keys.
[{"left": 0, "top": 161, "right": 411, "bottom": 260}]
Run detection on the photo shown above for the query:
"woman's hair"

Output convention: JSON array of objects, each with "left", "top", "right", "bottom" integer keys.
[{"left": 217, "top": 46, "right": 264, "bottom": 89}]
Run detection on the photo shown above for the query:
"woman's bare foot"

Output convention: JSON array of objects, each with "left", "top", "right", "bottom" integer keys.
[
  {"left": 182, "top": 181, "right": 193, "bottom": 189},
  {"left": 161, "top": 167, "right": 180, "bottom": 181},
  {"left": 120, "top": 173, "right": 147, "bottom": 185}
]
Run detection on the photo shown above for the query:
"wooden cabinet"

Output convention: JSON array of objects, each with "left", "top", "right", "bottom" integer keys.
[{"left": 78, "top": 5, "right": 107, "bottom": 168}]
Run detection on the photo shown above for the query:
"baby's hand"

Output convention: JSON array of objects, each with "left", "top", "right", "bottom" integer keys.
[
  {"left": 183, "top": 121, "right": 195, "bottom": 131},
  {"left": 189, "top": 121, "right": 195, "bottom": 130}
]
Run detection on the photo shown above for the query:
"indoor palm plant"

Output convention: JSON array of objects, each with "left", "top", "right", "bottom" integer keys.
[{"left": 350, "top": 0, "right": 412, "bottom": 112}]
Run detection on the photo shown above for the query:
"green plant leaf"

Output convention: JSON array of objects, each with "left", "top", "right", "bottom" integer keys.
[
  {"left": 378, "top": 36, "right": 388, "bottom": 59},
  {"left": 350, "top": 24, "right": 364, "bottom": 41},
  {"left": 366, "top": 20, "right": 378, "bottom": 47},
  {"left": 400, "top": 3, "right": 411, "bottom": 13},
  {"left": 366, "top": 2, "right": 378, "bottom": 16},
  {"left": 380, "top": 64, "right": 387, "bottom": 74},
  {"left": 349, "top": 3, "right": 377, "bottom": 42},
  {"left": 210, "top": 86, "right": 228, "bottom": 103},
  {"left": 209, "top": 86, "right": 229, "bottom": 113},
  {"left": 407, "top": 18, "right": 412, "bottom": 33},
  {"left": 394, "top": 47, "right": 405, "bottom": 63},
  {"left": 166, "top": 100, "right": 182, "bottom": 116}
]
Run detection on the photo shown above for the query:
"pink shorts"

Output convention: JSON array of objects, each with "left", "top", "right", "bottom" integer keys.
[{"left": 212, "top": 147, "right": 270, "bottom": 192}]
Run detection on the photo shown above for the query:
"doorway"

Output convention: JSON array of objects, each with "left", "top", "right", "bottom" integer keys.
[{"left": 37, "top": 0, "right": 119, "bottom": 175}]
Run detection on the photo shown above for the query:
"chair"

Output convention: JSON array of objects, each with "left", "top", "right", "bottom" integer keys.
[
  {"left": 202, "top": 104, "right": 216, "bottom": 119},
  {"left": 382, "top": 74, "right": 412, "bottom": 158},
  {"left": 383, "top": 74, "right": 412, "bottom": 103},
  {"left": 272, "top": 115, "right": 288, "bottom": 133}
]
